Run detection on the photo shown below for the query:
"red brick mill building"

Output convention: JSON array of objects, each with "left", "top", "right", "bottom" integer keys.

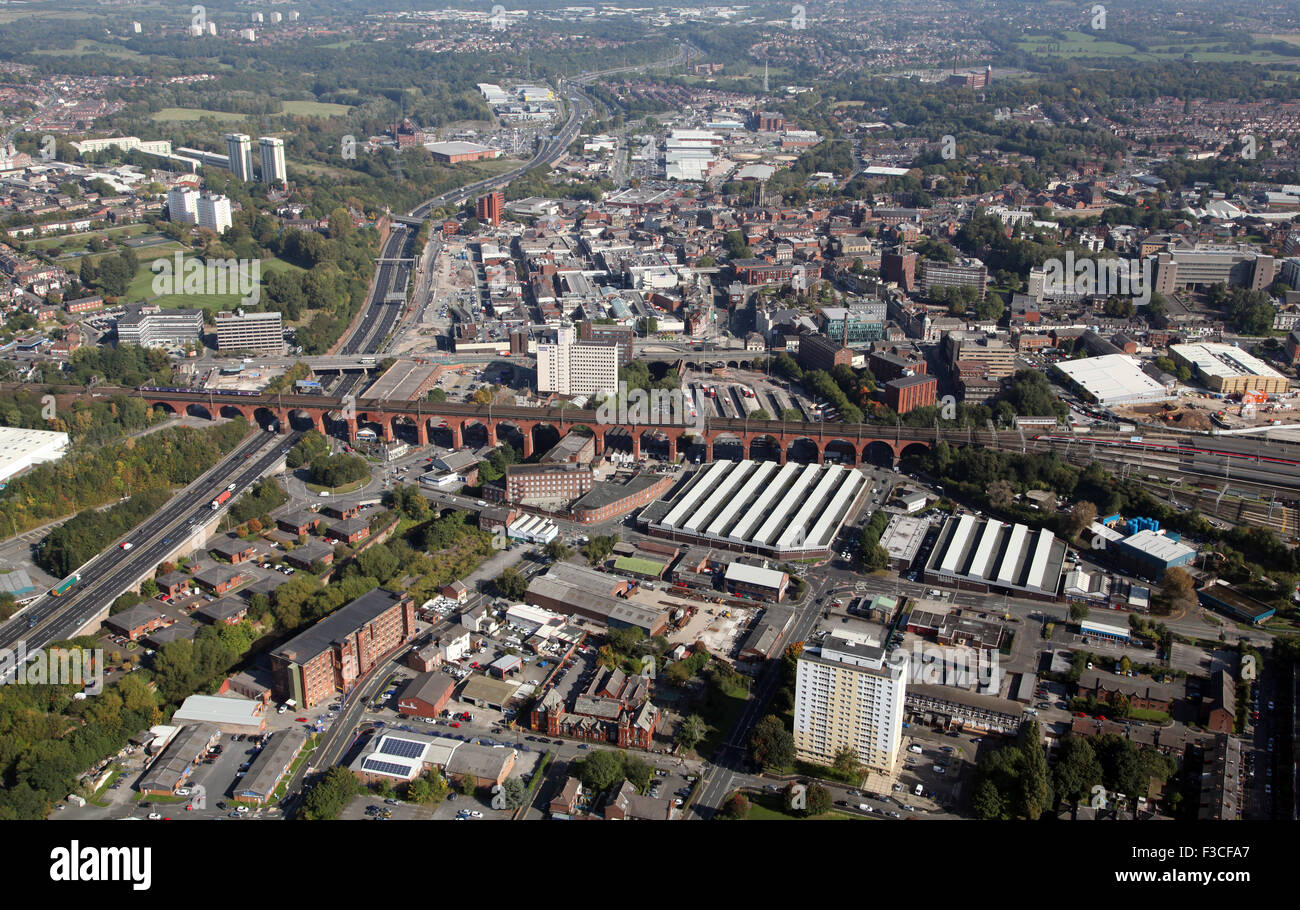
[
  {"left": 530, "top": 667, "right": 660, "bottom": 749},
  {"left": 270, "top": 589, "right": 417, "bottom": 709}
]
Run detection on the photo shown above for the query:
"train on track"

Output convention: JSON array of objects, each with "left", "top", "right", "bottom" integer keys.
[
  {"left": 1032, "top": 434, "right": 1300, "bottom": 468},
  {"left": 137, "top": 386, "right": 262, "bottom": 397}
]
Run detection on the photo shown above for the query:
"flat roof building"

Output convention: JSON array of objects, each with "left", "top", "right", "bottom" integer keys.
[
  {"left": 723, "top": 561, "right": 790, "bottom": 602},
  {"left": 880, "top": 513, "right": 928, "bottom": 569},
  {"left": 116, "top": 306, "right": 203, "bottom": 349},
  {"left": 171, "top": 694, "right": 266, "bottom": 735},
  {"left": 1079, "top": 619, "right": 1131, "bottom": 642},
  {"left": 1197, "top": 582, "right": 1277, "bottom": 625},
  {"left": 215, "top": 309, "right": 284, "bottom": 355},
  {"left": 1111, "top": 529, "right": 1196, "bottom": 580},
  {"left": 1170, "top": 343, "right": 1289, "bottom": 396},
  {"left": 427, "top": 141, "right": 500, "bottom": 164},
  {"left": 1053, "top": 354, "right": 1175, "bottom": 407},
  {"left": 0, "top": 426, "right": 68, "bottom": 483}
]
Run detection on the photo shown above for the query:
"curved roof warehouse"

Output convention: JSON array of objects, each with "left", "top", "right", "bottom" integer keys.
[{"left": 923, "top": 514, "right": 1067, "bottom": 599}]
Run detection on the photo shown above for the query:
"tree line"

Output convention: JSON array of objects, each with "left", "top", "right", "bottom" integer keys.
[{"left": 3, "top": 418, "right": 250, "bottom": 547}]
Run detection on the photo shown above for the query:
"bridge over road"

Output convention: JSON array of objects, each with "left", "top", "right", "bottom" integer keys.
[{"left": 41, "top": 386, "right": 1300, "bottom": 490}]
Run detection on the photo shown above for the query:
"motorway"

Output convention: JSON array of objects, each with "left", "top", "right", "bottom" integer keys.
[
  {"left": 405, "top": 45, "right": 695, "bottom": 219},
  {"left": 338, "top": 225, "right": 416, "bottom": 358},
  {"left": 0, "top": 430, "right": 299, "bottom": 662}
]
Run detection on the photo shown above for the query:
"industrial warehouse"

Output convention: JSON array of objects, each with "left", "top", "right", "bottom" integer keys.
[
  {"left": 1168, "top": 342, "right": 1289, "bottom": 396},
  {"left": 637, "top": 459, "right": 872, "bottom": 558},
  {"left": 1052, "top": 354, "right": 1175, "bottom": 408},
  {"left": 923, "top": 514, "right": 1068, "bottom": 599}
]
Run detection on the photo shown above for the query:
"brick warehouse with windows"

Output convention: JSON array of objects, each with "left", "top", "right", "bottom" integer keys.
[
  {"left": 504, "top": 462, "right": 593, "bottom": 504},
  {"left": 270, "top": 589, "right": 417, "bottom": 709},
  {"left": 884, "top": 373, "right": 938, "bottom": 415}
]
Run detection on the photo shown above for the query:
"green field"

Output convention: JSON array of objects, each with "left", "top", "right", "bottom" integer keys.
[
  {"left": 57, "top": 239, "right": 189, "bottom": 269},
  {"left": 30, "top": 224, "right": 153, "bottom": 251},
  {"left": 613, "top": 556, "right": 666, "bottom": 577},
  {"left": 151, "top": 107, "right": 247, "bottom": 123},
  {"left": 281, "top": 100, "right": 352, "bottom": 118},
  {"left": 1018, "top": 31, "right": 1292, "bottom": 63},
  {"left": 125, "top": 253, "right": 305, "bottom": 312},
  {"left": 746, "top": 792, "right": 862, "bottom": 820},
  {"left": 32, "top": 39, "right": 144, "bottom": 59}
]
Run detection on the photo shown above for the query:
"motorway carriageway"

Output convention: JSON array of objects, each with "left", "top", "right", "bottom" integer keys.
[
  {"left": 0, "top": 430, "right": 300, "bottom": 661},
  {"left": 338, "top": 225, "right": 414, "bottom": 358}
]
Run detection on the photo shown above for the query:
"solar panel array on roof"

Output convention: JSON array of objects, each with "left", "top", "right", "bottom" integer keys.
[
  {"left": 379, "top": 737, "right": 426, "bottom": 759},
  {"left": 361, "top": 758, "right": 411, "bottom": 777}
]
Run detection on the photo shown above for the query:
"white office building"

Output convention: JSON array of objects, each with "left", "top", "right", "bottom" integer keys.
[
  {"left": 167, "top": 186, "right": 199, "bottom": 224},
  {"left": 536, "top": 328, "right": 620, "bottom": 397},
  {"left": 196, "top": 193, "right": 232, "bottom": 234},
  {"left": 215, "top": 309, "right": 284, "bottom": 354},
  {"left": 258, "top": 137, "right": 286, "bottom": 185},
  {"left": 794, "top": 631, "right": 906, "bottom": 773},
  {"left": 226, "top": 133, "right": 253, "bottom": 181}
]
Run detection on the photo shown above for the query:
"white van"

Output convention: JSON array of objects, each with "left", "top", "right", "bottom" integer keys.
[
  {"left": 907, "top": 744, "right": 923, "bottom": 754},
  {"left": 319, "top": 491, "right": 331, "bottom": 497},
  {"left": 914, "top": 783, "right": 924, "bottom": 796}
]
